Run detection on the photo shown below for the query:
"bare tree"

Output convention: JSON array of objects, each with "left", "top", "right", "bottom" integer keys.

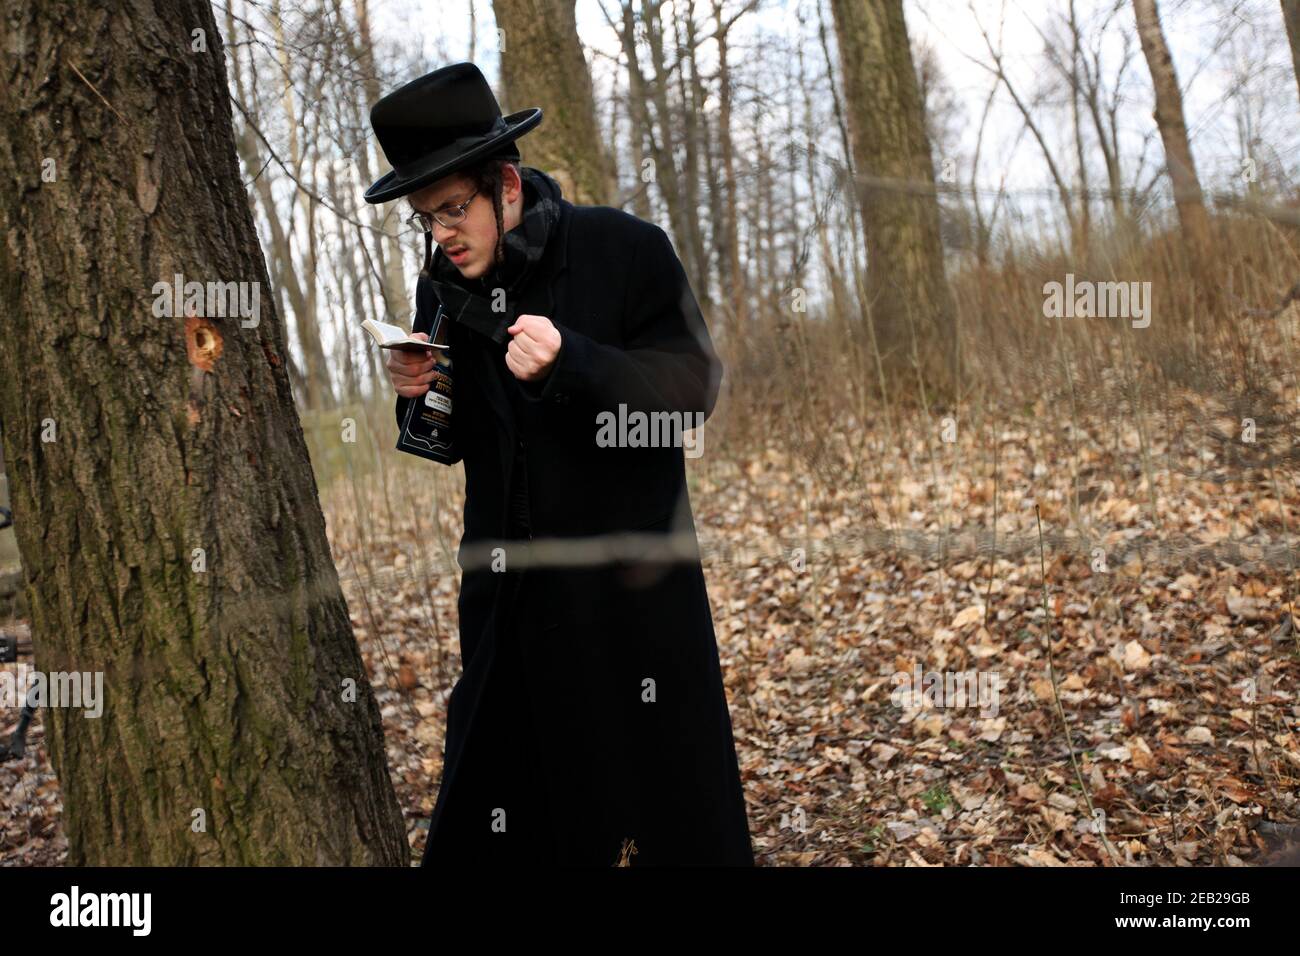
[
  {"left": 226, "top": 2, "right": 337, "bottom": 410},
  {"left": 351, "top": 0, "right": 412, "bottom": 322},
  {"left": 828, "top": 0, "right": 958, "bottom": 392},
  {"left": 968, "top": 2, "right": 1081, "bottom": 250},
  {"left": 1133, "top": 0, "right": 1213, "bottom": 257},
  {"left": 604, "top": 0, "right": 711, "bottom": 297},
  {"left": 710, "top": 0, "right": 756, "bottom": 340}
]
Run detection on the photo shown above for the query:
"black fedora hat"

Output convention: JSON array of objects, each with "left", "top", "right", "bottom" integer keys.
[{"left": 363, "top": 62, "right": 541, "bottom": 204}]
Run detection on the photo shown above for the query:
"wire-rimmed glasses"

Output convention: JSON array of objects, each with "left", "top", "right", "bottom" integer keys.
[{"left": 405, "top": 188, "right": 480, "bottom": 234}]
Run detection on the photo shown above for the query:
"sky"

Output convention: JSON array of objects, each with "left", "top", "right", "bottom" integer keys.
[{"left": 367, "top": 0, "right": 1297, "bottom": 206}]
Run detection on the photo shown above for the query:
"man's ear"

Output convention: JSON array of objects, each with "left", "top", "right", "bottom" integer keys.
[{"left": 504, "top": 162, "right": 523, "bottom": 204}]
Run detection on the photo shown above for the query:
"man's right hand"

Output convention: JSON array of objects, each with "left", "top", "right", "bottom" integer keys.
[{"left": 387, "top": 332, "right": 444, "bottom": 398}]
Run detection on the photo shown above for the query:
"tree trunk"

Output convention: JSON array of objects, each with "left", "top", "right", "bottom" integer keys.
[
  {"left": 0, "top": 0, "right": 407, "bottom": 865},
  {"left": 265, "top": 0, "right": 335, "bottom": 411},
  {"left": 1133, "top": 0, "right": 1212, "bottom": 257},
  {"left": 819, "top": 0, "right": 868, "bottom": 296},
  {"left": 1068, "top": 0, "right": 1127, "bottom": 225},
  {"left": 677, "top": 5, "right": 712, "bottom": 311},
  {"left": 630, "top": 0, "right": 702, "bottom": 292},
  {"left": 713, "top": 0, "right": 744, "bottom": 340},
  {"left": 1068, "top": 6, "right": 1092, "bottom": 251},
  {"left": 493, "top": 0, "right": 613, "bottom": 205},
  {"left": 326, "top": 163, "right": 362, "bottom": 404},
  {"left": 827, "top": 0, "right": 958, "bottom": 394},
  {"left": 626, "top": 90, "right": 653, "bottom": 220},
  {"left": 1283, "top": 0, "right": 1300, "bottom": 104},
  {"left": 796, "top": 16, "right": 851, "bottom": 332},
  {"left": 617, "top": 1, "right": 666, "bottom": 226},
  {"left": 353, "top": 0, "right": 410, "bottom": 321}
]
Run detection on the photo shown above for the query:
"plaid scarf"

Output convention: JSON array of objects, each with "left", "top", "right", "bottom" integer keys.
[{"left": 425, "top": 165, "right": 563, "bottom": 344}]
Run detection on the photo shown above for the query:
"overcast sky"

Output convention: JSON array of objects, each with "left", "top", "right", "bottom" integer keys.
[{"left": 368, "top": 0, "right": 1297, "bottom": 209}]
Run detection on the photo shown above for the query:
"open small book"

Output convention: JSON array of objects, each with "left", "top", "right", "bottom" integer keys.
[{"left": 361, "top": 318, "right": 449, "bottom": 352}]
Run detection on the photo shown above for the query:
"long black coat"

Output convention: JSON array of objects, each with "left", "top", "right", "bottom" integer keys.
[{"left": 396, "top": 196, "right": 754, "bottom": 866}]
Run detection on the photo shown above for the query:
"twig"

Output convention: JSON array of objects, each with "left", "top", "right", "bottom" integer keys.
[
  {"left": 229, "top": 95, "right": 387, "bottom": 238},
  {"left": 66, "top": 61, "right": 132, "bottom": 129}
]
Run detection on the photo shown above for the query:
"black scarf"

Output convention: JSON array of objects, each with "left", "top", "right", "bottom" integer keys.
[{"left": 424, "top": 165, "right": 563, "bottom": 344}]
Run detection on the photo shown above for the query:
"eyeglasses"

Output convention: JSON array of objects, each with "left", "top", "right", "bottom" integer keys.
[{"left": 405, "top": 188, "right": 479, "bottom": 233}]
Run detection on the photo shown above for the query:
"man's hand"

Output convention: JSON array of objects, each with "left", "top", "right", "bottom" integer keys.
[
  {"left": 505, "top": 314, "right": 561, "bottom": 382},
  {"left": 386, "top": 332, "right": 445, "bottom": 398}
]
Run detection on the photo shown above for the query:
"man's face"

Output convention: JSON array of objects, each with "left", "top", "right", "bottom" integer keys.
[{"left": 407, "top": 165, "right": 523, "bottom": 281}]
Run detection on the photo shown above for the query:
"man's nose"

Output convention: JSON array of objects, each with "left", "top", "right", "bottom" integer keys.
[{"left": 432, "top": 220, "right": 458, "bottom": 245}]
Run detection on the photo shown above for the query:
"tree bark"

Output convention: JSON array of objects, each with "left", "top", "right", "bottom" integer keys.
[
  {"left": 0, "top": 0, "right": 407, "bottom": 865},
  {"left": 827, "top": 0, "right": 958, "bottom": 394},
  {"left": 1133, "top": 0, "right": 1212, "bottom": 257},
  {"left": 493, "top": 0, "right": 613, "bottom": 206}
]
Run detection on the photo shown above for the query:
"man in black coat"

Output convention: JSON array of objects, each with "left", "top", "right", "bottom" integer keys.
[{"left": 365, "top": 63, "right": 753, "bottom": 866}]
